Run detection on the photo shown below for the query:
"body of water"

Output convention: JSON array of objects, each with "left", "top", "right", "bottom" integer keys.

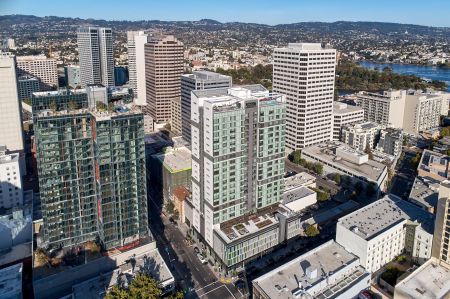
[{"left": 359, "top": 61, "right": 450, "bottom": 92}]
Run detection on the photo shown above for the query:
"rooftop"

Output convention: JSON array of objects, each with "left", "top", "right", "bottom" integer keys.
[
  {"left": 343, "top": 121, "right": 379, "bottom": 132},
  {"left": 408, "top": 176, "right": 440, "bottom": 211},
  {"left": 252, "top": 240, "right": 369, "bottom": 299},
  {"left": 0, "top": 263, "right": 22, "bottom": 299},
  {"left": 282, "top": 187, "right": 316, "bottom": 207},
  {"left": 357, "top": 90, "right": 406, "bottom": 102},
  {"left": 36, "top": 103, "right": 142, "bottom": 120},
  {"left": 418, "top": 149, "right": 450, "bottom": 180},
  {"left": 284, "top": 172, "right": 316, "bottom": 192},
  {"left": 154, "top": 147, "right": 191, "bottom": 173},
  {"left": 215, "top": 204, "right": 281, "bottom": 244},
  {"left": 338, "top": 195, "right": 435, "bottom": 240},
  {"left": 183, "top": 70, "right": 231, "bottom": 81},
  {"left": 16, "top": 54, "right": 54, "bottom": 61},
  {"left": 0, "top": 152, "right": 19, "bottom": 164},
  {"left": 394, "top": 258, "right": 450, "bottom": 299},
  {"left": 333, "top": 102, "right": 364, "bottom": 115},
  {"left": 302, "top": 141, "right": 386, "bottom": 182}
]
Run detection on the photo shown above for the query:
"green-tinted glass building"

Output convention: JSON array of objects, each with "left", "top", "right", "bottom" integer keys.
[
  {"left": 190, "top": 85, "right": 286, "bottom": 247},
  {"left": 33, "top": 89, "right": 148, "bottom": 249}
]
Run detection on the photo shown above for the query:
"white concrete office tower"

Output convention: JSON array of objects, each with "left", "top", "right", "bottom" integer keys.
[
  {"left": 77, "top": 27, "right": 115, "bottom": 87},
  {"left": 336, "top": 195, "right": 435, "bottom": 272},
  {"left": 0, "top": 53, "right": 24, "bottom": 153},
  {"left": 181, "top": 71, "right": 232, "bottom": 143},
  {"left": 0, "top": 147, "right": 23, "bottom": 209},
  {"left": 341, "top": 121, "right": 380, "bottom": 152},
  {"left": 333, "top": 102, "right": 365, "bottom": 140},
  {"left": 144, "top": 35, "right": 184, "bottom": 123},
  {"left": 403, "top": 92, "right": 447, "bottom": 135},
  {"left": 190, "top": 85, "right": 286, "bottom": 247},
  {"left": 16, "top": 55, "right": 58, "bottom": 91},
  {"left": 432, "top": 180, "right": 450, "bottom": 267},
  {"left": 355, "top": 90, "right": 406, "bottom": 127},
  {"left": 273, "top": 43, "right": 336, "bottom": 151},
  {"left": 127, "top": 31, "right": 149, "bottom": 106}
]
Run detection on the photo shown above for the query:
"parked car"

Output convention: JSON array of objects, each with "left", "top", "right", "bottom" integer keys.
[
  {"left": 197, "top": 253, "right": 207, "bottom": 264},
  {"left": 193, "top": 247, "right": 200, "bottom": 254},
  {"left": 234, "top": 279, "right": 246, "bottom": 289}
]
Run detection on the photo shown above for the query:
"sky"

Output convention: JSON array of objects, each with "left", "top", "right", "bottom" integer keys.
[{"left": 1, "top": 0, "right": 450, "bottom": 27}]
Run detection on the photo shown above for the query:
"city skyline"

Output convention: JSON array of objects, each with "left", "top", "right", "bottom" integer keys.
[{"left": 2, "top": 0, "right": 450, "bottom": 27}]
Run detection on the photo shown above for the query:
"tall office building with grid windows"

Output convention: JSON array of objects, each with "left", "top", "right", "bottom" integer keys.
[
  {"left": 33, "top": 89, "right": 148, "bottom": 249},
  {"left": 273, "top": 43, "right": 336, "bottom": 152},
  {"left": 77, "top": 27, "right": 115, "bottom": 87},
  {"left": 144, "top": 35, "right": 184, "bottom": 123},
  {"left": 190, "top": 85, "right": 286, "bottom": 248}
]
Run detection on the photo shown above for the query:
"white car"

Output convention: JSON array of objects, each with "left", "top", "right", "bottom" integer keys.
[{"left": 197, "top": 253, "right": 207, "bottom": 264}]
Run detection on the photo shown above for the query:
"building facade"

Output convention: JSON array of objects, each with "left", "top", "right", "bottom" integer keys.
[
  {"left": 17, "top": 75, "right": 39, "bottom": 101},
  {"left": 336, "top": 195, "right": 434, "bottom": 272},
  {"left": 333, "top": 102, "right": 365, "bottom": 140},
  {"left": 432, "top": 181, "right": 450, "bottom": 268},
  {"left": 356, "top": 90, "right": 406, "bottom": 127},
  {"left": 403, "top": 92, "right": 447, "bottom": 135},
  {"left": 0, "top": 150, "right": 23, "bottom": 210},
  {"left": 144, "top": 35, "right": 184, "bottom": 123},
  {"left": 33, "top": 90, "right": 148, "bottom": 249},
  {"left": 341, "top": 121, "right": 380, "bottom": 152},
  {"left": 171, "top": 97, "right": 182, "bottom": 136},
  {"left": 126, "top": 31, "right": 149, "bottom": 106},
  {"left": 273, "top": 43, "right": 336, "bottom": 151},
  {"left": 16, "top": 55, "right": 58, "bottom": 91},
  {"left": 180, "top": 71, "right": 232, "bottom": 143},
  {"left": 77, "top": 27, "right": 115, "bottom": 87},
  {"left": 190, "top": 85, "right": 286, "bottom": 254},
  {"left": 64, "top": 65, "right": 81, "bottom": 89},
  {"left": 376, "top": 128, "right": 403, "bottom": 157},
  {"left": 0, "top": 53, "right": 24, "bottom": 153}
]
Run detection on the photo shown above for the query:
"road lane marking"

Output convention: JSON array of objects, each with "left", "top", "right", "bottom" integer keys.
[{"left": 198, "top": 285, "right": 227, "bottom": 298}]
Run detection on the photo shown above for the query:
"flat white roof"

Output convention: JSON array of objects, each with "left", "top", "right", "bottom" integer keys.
[
  {"left": 395, "top": 258, "right": 450, "bottom": 299},
  {"left": 338, "top": 195, "right": 434, "bottom": 240},
  {"left": 253, "top": 240, "right": 369, "bottom": 299}
]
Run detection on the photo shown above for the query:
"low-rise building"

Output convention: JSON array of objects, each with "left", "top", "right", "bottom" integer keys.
[
  {"left": 336, "top": 195, "right": 435, "bottom": 272},
  {"left": 151, "top": 147, "right": 192, "bottom": 202},
  {"left": 408, "top": 176, "right": 440, "bottom": 213},
  {"left": 433, "top": 136, "right": 450, "bottom": 154},
  {"left": 173, "top": 186, "right": 189, "bottom": 224},
  {"left": 376, "top": 128, "right": 403, "bottom": 157},
  {"left": 341, "top": 121, "right": 380, "bottom": 151},
  {"left": 0, "top": 263, "right": 22, "bottom": 299},
  {"left": 302, "top": 141, "right": 388, "bottom": 191},
  {"left": 252, "top": 240, "right": 371, "bottom": 299},
  {"left": 418, "top": 149, "right": 450, "bottom": 181},
  {"left": 0, "top": 209, "right": 32, "bottom": 251},
  {"left": 333, "top": 102, "right": 365, "bottom": 141},
  {"left": 0, "top": 150, "right": 23, "bottom": 210},
  {"left": 34, "top": 241, "right": 174, "bottom": 299},
  {"left": 394, "top": 257, "right": 450, "bottom": 299},
  {"left": 284, "top": 172, "right": 316, "bottom": 191},
  {"left": 17, "top": 75, "right": 39, "bottom": 101}
]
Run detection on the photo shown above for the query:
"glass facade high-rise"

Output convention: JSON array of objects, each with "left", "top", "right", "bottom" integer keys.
[
  {"left": 33, "top": 89, "right": 148, "bottom": 249},
  {"left": 190, "top": 85, "right": 286, "bottom": 246}
]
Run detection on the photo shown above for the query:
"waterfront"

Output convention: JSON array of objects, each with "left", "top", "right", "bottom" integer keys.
[{"left": 359, "top": 61, "right": 450, "bottom": 91}]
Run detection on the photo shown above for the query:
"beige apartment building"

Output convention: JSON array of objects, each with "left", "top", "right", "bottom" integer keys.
[
  {"left": 16, "top": 55, "right": 58, "bottom": 91},
  {"left": 144, "top": 35, "right": 184, "bottom": 124}
]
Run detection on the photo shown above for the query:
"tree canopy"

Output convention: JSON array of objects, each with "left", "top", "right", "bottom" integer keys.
[{"left": 105, "top": 273, "right": 183, "bottom": 299}]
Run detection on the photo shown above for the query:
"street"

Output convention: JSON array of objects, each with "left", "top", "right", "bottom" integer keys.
[
  {"left": 148, "top": 195, "right": 245, "bottom": 299},
  {"left": 389, "top": 150, "right": 417, "bottom": 199}
]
